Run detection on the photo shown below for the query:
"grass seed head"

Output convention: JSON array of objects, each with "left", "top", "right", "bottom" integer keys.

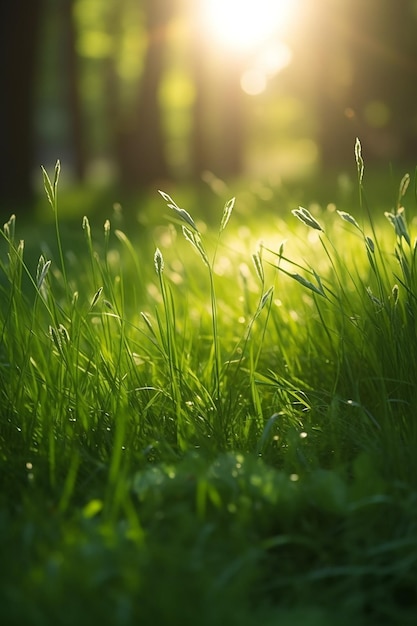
[
  {"left": 158, "top": 190, "right": 198, "bottom": 232},
  {"left": 90, "top": 286, "right": 103, "bottom": 308},
  {"left": 337, "top": 210, "right": 361, "bottom": 231},
  {"left": 36, "top": 257, "right": 51, "bottom": 290},
  {"left": 252, "top": 250, "right": 264, "bottom": 284},
  {"left": 154, "top": 248, "right": 164, "bottom": 275},
  {"left": 292, "top": 207, "right": 324, "bottom": 232},
  {"left": 355, "top": 137, "right": 364, "bottom": 185},
  {"left": 82, "top": 216, "right": 91, "bottom": 238},
  {"left": 398, "top": 173, "right": 410, "bottom": 204},
  {"left": 384, "top": 210, "right": 410, "bottom": 246},
  {"left": 3, "top": 214, "right": 16, "bottom": 241},
  {"left": 219, "top": 197, "right": 235, "bottom": 232}
]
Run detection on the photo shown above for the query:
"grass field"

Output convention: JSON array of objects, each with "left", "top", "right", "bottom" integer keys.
[{"left": 2, "top": 147, "right": 417, "bottom": 624}]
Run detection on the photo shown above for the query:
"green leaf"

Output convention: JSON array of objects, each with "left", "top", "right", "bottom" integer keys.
[{"left": 257, "top": 412, "right": 281, "bottom": 454}]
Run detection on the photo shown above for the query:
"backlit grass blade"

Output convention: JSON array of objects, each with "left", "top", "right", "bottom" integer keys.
[
  {"left": 90, "top": 286, "right": 103, "bottom": 308},
  {"left": 337, "top": 210, "right": 361, "bottom": 231},
  {"left": 41, "top": 160, "right": 60, "bottom": 212},
  {"left": 36, "top": 256, "right": 51, "bottom": 290},
  {"left": 355, "top": 137, "right": 364, "bottom": 187},
  {"left": 291, "top": 273, "right": 326, "bottom": 296},
  {"left": 398, "top": 173, "right": 410, "bottom": 207},
  {"left": 292, "top": 206, "right": 324, "bottom": 232},
  {"left": 158, "top": 190, "right": 198, "bottom": 232},
  {"left": 219, "top": 197, "right": 235, "bottom": 232},
  {"left": 384, "top": 209, "right": 411, "bottom": 246},
  {"left": 154, "top": 248, "right": 164, "bottom": 275},
  {"left": 182, "top": 226, "right": 209, "bottom": 266},
  {"left": 3, "top": 214, "right": 16, "bottom": 242}
]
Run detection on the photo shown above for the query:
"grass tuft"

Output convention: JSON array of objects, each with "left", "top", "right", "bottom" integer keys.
[{"left": 2, "top": 151, "right": 417, "bottom": 624}]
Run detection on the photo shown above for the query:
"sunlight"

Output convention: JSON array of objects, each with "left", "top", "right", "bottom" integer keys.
[
  {"left": 240, "top": 41, "right": 293, "bottom": 94},
  {"left": 199, "top": 0, "right": 301, "bottom": 54}
]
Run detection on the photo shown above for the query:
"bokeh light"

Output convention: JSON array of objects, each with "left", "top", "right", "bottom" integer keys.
[
  {"left": 198, "top": 0, "right": 301, "bottom": 54},
  {"left": 240, "top": 42, "right": 293, "bottom": 94}
]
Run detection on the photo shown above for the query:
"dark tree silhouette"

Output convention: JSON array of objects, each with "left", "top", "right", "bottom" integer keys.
[
  {"left": 0, "top": 0, "right": 43, "bottom": 208},
  {"left": 348, "top": 0, "right": 417, "bottom": 162},
  {"left": 291, "top": 0, "right": 417, "bottom": 169}
]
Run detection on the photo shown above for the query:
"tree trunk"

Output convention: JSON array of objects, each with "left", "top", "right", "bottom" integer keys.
[
  {"left": 296, "top": 0, "right": 356, "bottom": 171},
  {"left": 62, "top": 0, "right": 86, "bottom": 182},
  {"left": 190, "top": 21, "right": 245, "bottom": 181},
  {"left": 0, "top": 0, "right": 43, "bottom": 209},
  {"left": 117, "top": 0, "right": 172, "bottom": 188}
]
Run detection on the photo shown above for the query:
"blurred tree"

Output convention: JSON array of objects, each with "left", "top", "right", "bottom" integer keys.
[
  {"left": 292, "top": 0, "right": 417, "bottom": 169},
  {"left": 189, "top": 5, "right": 245, "bottom": 181},
  {"left": 63, "top": 0, "right": 86, "bottom": 182},
  {"left": 6, "top": 0, "right": 417, "bottom": 206},
  {"left": 115, "top": 0, "right": 173, "bottom": 188},
  {"left": 347, "top": 0, "right": 417, "bottom": 162},
  {"left": 290, "top": 0, "right": 356, "bottom": 170},
  {"left": 191, "top": 47, "right": 244, "bottom": 180},
  {"left": 0, "top": 0, "right": 43, "bottom": 208}
]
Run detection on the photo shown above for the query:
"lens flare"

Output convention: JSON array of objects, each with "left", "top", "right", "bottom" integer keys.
[{"left": 199, "top": 0, "right": 300, "bottom": 54}]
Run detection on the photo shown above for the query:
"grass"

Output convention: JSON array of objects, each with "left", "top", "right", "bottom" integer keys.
[{"left": 2, "top": 146, "right": 417, "bottom": 624}]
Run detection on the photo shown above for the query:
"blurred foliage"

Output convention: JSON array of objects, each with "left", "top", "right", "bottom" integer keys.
[{"left": 2, "top": 0, "right": 417, "bottom": 207}]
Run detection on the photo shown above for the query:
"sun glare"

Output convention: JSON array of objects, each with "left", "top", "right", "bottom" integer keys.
[
  {"left": 199, "top": 0, "right": 300, "bottom": 54},
  {"left": 240, "top": 42, "right": 293, "bottom": 95}
]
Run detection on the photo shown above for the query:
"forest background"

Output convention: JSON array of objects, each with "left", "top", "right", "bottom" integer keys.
[{"left": 2, "top": 0, "right": 417, "bottom": 212}]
